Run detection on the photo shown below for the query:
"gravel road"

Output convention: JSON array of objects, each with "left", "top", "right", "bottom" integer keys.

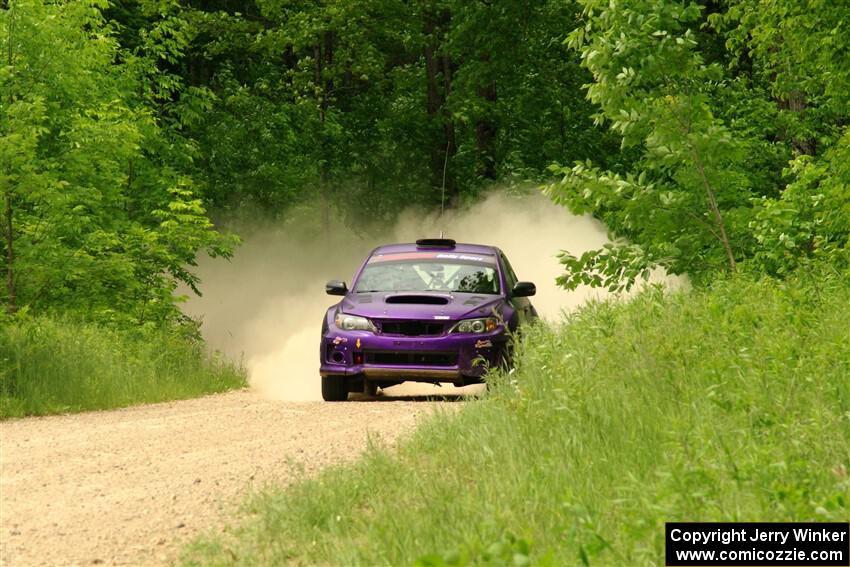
[{"left": 0, "top": 387, "right": 469, "bottom": 566}]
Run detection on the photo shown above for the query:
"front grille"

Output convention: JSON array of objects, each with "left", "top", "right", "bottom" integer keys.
[
  {"left": 364, "top": 351, "right": 456, "bottom": 366},
  {"left": 378, "top": 320, "right": 444, "bottom": 336}
]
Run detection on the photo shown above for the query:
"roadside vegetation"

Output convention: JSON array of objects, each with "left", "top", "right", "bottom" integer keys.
[
  {"left": 0, "top": 317, "right": 245, "bottom": 418},
  {"left": 183, "top": 267, "right": 849, "bottom": 565},
  {"left": 3, "top": 1, "right": 849, "bottom": 417}
]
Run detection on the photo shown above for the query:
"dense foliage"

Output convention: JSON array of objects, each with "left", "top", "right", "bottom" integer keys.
[
  {"left": 1, "top": 1, "right": 238, "bottom": 325},
  {"left": 2, "top": 0, "right": 849, "bottom": 319},
  {"left": 2, "top": 0, "right": 623, "bottom": 324},
  {"left": 183, "top": 267, "right": 850, "bottom": 565},
  {"left": 115, "top": 0, "right": 621, "bottom": 220},
  {"left": 548, "top": 0, "right": 850, "bottom": 289}
]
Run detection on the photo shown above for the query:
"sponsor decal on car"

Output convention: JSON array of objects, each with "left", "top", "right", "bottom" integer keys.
[
  {"left": 475, "top": 339, "right": 493, "bottom": 349},
  {"left": 434, "top": 253, "right": 489, "bottom": 263},
  {"left": 332, "top": 336, "right": 348, "bottom": 345},
  {"left": 367, "top": 251, "right": 496, "bottom": 264}
]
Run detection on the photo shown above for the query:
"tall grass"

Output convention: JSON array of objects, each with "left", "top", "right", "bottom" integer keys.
[
  {"left": 0, "top": 317, "right": 246, "bottom": 418},
  {"left": 183, "top": 268, "right": 850, "bottom": 566}
]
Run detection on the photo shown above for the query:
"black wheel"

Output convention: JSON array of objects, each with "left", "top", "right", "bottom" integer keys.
[{"left": 321, "top": 376, "right": 349, "bottom": 401}]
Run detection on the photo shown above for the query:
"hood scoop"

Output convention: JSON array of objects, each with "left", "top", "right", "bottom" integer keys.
[{"left": 385, "top": 294, "right": 450, "bottom": 305}]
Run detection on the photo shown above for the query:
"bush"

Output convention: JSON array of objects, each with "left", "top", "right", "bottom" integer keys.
[{"left": 0, "top": 317, "right": 245, "bottom": 418}]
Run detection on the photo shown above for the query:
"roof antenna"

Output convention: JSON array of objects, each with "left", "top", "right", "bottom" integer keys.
[{"left": 439, "top": 136, "right": 450, "bottom": 238}]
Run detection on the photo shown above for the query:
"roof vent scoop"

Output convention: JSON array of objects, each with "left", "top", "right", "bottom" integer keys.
[{"left": 416, "top": 238, "right": 456, "bottom": 249}]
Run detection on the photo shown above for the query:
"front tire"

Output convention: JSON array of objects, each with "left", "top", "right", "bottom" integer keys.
[{"left": 321, "top": 376, "right": 349, "bottom": 401}]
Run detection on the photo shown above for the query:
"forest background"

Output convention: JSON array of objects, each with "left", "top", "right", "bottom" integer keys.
[{"left": 1, "top": 0, "right": 848, "bottom": 414}]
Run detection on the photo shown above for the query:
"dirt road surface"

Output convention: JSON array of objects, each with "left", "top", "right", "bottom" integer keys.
[{"left": 1, "top": 387, "right": 471, "bottom": 566}]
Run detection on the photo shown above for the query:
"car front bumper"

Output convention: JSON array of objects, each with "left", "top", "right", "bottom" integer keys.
[{"left": 319, "top": 327, "right": 508, "bottom": 383}]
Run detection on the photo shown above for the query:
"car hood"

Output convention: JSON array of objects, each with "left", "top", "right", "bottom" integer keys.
[{"left": 339, "top": 292, "right": 504, "bottom": 321}]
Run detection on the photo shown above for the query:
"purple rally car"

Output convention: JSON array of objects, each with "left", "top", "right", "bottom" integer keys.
[{"left": 320, "top": 238, "right": 537, "bottom": 401}]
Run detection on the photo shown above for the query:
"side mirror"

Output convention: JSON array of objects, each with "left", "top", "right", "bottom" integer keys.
[
  {"left": 512, "top": 281, "right": 536, "bottom": 297},
  {"left": 325, "top": 280, "right": 348, "bottom": 296}
]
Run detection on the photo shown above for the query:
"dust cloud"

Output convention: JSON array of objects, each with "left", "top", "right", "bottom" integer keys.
[{"left": 183, "top": 191, "right": 672, "bottom": 401}]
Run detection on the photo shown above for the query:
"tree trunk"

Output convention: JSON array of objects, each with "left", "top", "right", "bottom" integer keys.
[
  {"left": 315, "top": 38, "right": 331, "bottom": 242},
  {"left": 283, "top": 44, "right": 296, "bottom": 90},
  {"left": 475, "top": 54, "right": 497, "bottom": 180},
  {"left": 424, "top": 9, "right": 443, "bottom": 191},
  {"left": 691, "top": 148, "right": 736, "bottom": 271},
  {"left": 4, "top": 6, "right": 16, "bottom": 313},
  {"left": 4, "top": 192, "right": 15, "bottom": 314},
  {"left": 783, "top": 91, "right": 816, "bottom": 156},
  {"left": 770, "top": 57, "right": 815, "bottom": 156}
]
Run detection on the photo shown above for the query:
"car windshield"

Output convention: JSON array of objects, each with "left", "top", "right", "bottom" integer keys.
[{"left": 355, "top": 252, "right": 500, "bottom": 294}]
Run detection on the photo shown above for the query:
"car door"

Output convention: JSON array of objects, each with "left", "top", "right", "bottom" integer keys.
[{"left": 500, "top": 252, "right": 537, "bottom": 327}]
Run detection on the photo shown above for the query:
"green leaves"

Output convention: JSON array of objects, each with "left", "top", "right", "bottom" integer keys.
[
  {"left": 3, "top": 0, "right": 845, "bottom": 324},
  {"left": 549, "top": 0, "right": 850, "bottom": 290},
  {"left": 749, "top": 132, "right": 850, "bottom": 276},
  {"left": 557, "top": 0, "right": 748, "bottom": 284},
  {"left": 0, "top": 0, "right": 236, "bottom": 325},
  {"left": 157, "top": 0, "right": 621, "bottom": 220},
  {"left": 556, "top": 243, "right": 653, "bottom": 293}
]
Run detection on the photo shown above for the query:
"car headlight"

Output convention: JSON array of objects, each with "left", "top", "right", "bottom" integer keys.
[
  {"left": 334, "top": 313, "right": 377, "bottom": 332},
  {"left": 449, "top": 317, "right": 498, "bottom": 334}
]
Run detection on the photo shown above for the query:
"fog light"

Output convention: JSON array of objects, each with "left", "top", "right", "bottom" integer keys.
[{"left": 331, "top": 351, "right": 345, "bottom": 364}]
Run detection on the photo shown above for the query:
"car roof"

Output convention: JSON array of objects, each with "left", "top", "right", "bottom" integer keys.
[{"left": 371, "top": 242, "right": 501, "bottom": 256}]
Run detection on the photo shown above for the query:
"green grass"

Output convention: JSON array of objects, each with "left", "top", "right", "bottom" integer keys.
[
  {"left": 0, "top": 317, "right": 246, "bottom": 418},
  {"left": 183, "top": 269, "right": 850, "bottom": 566}
]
